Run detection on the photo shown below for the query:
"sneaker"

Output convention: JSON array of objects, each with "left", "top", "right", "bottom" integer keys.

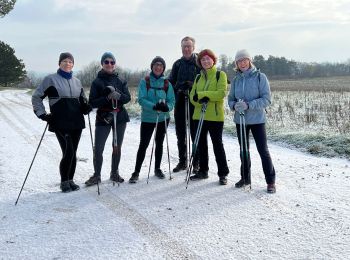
[
  {"left": 172, "top": 162, "right": 187, "bottom": 172},
  {"left": 60, "top": 181, "right": 72, "bottom": 193},
  {"left": 68, "top": 180, "right": 80, "bottom": 191},
  {"left": 234, "top": 179, "right": 251, "bottom": 188},
  {"left": 85, "top": 175, "right": 101, "bottom": 186},
  {"left": 219, "top": 176, "right": 228, "bottom": 185},
  {"left": 154, "top": 168, "right": 165, "bottom": 179},
  {"left": 129, "top": 172, "right": 139, "bottom": 184},
  {"left": 190, "top": 171, "right": 208, "bottom": 180},
  {"left": 110, "top": 173, "right": 125, "bottom": 183},
  {"left": 267, "top": 183, "right": 276, "bottom": 193}
]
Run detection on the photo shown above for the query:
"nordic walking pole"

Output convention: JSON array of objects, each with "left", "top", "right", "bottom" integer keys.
[
  {"left": 88, "top": 113, "right": 100, "bottom": 195},
  {"left": 112, "top": 98, "right": 119, "bottom": 187},
  {"left": 147, "top": 112, "right": 159, "bottom": 184},
  {"left": 185, "top": 92, "right": 191, "bottom": 170},
  {"left": 163, "top": 110, "right": 172, "bottom": 180},
  {"left": 239, "top": 111, "right": 251, "bottom": 190},
  {"left": 185, "top": 102, "right": 207, "bottom": 189},
  {"left": 15, "top": 123, "right": 48, "bottom": 205}
]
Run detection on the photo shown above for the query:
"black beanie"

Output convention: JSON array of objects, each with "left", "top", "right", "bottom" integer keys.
[
  {"left": 150, "top": 56, "right": 166, "bottom": 71},
  {"left": 59, "top": 52, "right": 74, "bottom": 65}
]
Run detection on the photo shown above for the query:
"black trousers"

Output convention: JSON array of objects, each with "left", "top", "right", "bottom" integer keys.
[
  {"left": 134, "top": 119, "right": 170, "bottom": 172},
  {"left": 195, "top": 120, "right": 229, "bottom": 177},
  {"left": 236, "top": 123, "right": 275, "bottom": 184},
  {"left": 174, "top": 95, "right": 199, "bottom": 165},
  {"left": 55, "top": 129, "right": 82, "bottom": 182},
  {"left": 93, "top": 123, "right": 127, "bottom": 177}
]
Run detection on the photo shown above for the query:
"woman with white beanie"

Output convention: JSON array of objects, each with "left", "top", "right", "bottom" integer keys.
[{"left": 227, "top": 49, "right": 276, "bottom": 193}]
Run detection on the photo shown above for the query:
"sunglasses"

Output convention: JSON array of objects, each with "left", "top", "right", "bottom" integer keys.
[{"left": 104, "top": 60, "right": 115, "bottom": 65}]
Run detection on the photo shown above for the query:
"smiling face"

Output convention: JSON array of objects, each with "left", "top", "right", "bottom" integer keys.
[
  {"left": 200, "top": 55, "right": 214, "bottom": 70},
  {"left": 237, "top": 58, "right": 251, "bottom": 72},
  {"left": 152, "top": 62, "right": 164, "bottom": 77},
  {"left": 59, "top": 58, "right": 74, "bottom": 73},
  {"left": 102, "top": 59, "right": 116, "bottom": 74},
  {"left": 181, "top": 39, "right": 195, "bottom": 59}
]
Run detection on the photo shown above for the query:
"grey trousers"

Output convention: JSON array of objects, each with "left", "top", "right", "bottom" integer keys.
[{"left": 93, "top": 123, "right": 127, "bottom": 177}]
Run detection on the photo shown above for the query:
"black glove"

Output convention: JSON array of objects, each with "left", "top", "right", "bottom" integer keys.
[
  {"left": 80, "top": 96, "right": 92, "bottom": 115},
  {"left": 39, "top": 113, "right": 52, "bottom": 123},
  {"left": 193, "top": 92, "right": 198, "bottom": 102},
  {"left": 199, "top": 96, "right": 210, "bottom": 104},
  {"left": 158, "top": 102, "right": 169, "bottom": 112},
  {"left": 153, "top": 102, "right": 162, "bottom": 111}
]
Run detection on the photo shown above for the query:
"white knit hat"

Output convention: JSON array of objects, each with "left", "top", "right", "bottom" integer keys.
[{"left": 235, "top": 49, "right": 251, "bottom": 62}]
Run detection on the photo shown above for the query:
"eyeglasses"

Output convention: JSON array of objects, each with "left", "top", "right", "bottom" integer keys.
[{"left": 104, "top": 60, "right": 115, "bottom": 65}]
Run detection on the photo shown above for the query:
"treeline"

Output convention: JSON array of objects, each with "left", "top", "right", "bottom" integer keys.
[{"left": 219, "top": 54, "right": 350, "bottom": 80}]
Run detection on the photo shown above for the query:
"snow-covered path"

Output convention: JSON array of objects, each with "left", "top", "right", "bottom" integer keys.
[{"left": 0, "top": 89, "right": 349, "bottom": 259}]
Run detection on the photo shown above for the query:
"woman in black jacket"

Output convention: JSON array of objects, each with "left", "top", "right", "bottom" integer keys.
[
  {"left": 32, "top": 52, "right": 91, "bottom": 193},
  {"left": 85, "top": 52, "right": 131, "bottom": 186}
]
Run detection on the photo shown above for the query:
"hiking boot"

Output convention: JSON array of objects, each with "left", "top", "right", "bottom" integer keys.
[
  {"left": 219, "top": 176, "right": 228, "bottom": 185},
  {"left": 110, "top": 173, "right": 124, "bottom": 183},
  {"left": 234, "top": 179, "right": 251, "bottom": 188},
  {"left": 69, "top": 180, "right": 80, "bottom": 191},
  {"left": 129, "top": 172, "right": 139, "bottom": 184},
  {"left": 190, "top": 171, "right": 208, "bottom": 180},
  {"left": 154, "top": 168, "right": 165, "bottom": 179},
  {"left": 172, "top": 162, "right": 187, "bottom": 172},
  {"left": 85, "top": 175, "right": 101, "bottom": 186},
  {"left": 192, "top": 163, "right": 200, "bottom": 174},
  {"left": 60, "top": 181, "right": 72, "bottom": 193},
  {"left": 267, "top": 183, "right": 276, "bottom": 194}
]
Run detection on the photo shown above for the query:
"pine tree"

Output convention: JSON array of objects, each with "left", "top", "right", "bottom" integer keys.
[
  {"left": 0, "top": 40, "right": 26, "bottom": 87},
  {"left": 0, "top": 0, "right": 16, "bottom": 18}
]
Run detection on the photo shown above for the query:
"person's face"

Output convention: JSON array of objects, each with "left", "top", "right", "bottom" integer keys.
[
  {"left": 59, "top": 58, "right": 74, "bottom": 73},
  {"left": 102, "top": 59, "right": 116, "bottom": 74},
  {"left": 152, "top": 62, "right": 164, "bottom": 76},
  {"left": 200, "top": 55, "right": 214, "bottom": 70},
  {"left": 237, "top": 58, "right": 250, "bottom": 72},
  {"left": 181, "top": 40, "right": 194, "bottom": 59}
]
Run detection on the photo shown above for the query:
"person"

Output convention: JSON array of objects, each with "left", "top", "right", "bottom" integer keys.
[
  {"left": 32, "top": 52, "right": 91, "bottom": 193},
  {"left": 168, "top": 36, "right": 201, "bottom": 173},
  {"left": 189, "top": 49, "right": 229, "bottom": 185},
  {"left": 129, "top": 56, "right": 175, "bottom": 183},
  {"left": 227, "top": 49, "right": 276, "bottom": 193},
  {"left": 85, "top": 52, "right": 131, "bottom": 186}
]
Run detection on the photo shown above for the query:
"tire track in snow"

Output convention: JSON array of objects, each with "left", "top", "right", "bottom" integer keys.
[{"left": 86, "top": 185, "right": 200, "bottom": 260}]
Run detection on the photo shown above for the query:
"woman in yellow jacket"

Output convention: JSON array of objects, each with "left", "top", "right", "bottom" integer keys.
[{"left": 189, "top": 49, "right": 229, "bottom": 185}]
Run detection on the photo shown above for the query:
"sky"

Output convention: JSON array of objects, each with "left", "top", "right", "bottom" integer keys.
[{"left": 0, "top": 0, "right": 350, "bottom": 73}]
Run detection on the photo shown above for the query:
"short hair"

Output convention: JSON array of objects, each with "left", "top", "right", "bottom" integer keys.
[
  {"left": 197, "top": 49, "right": 217, "bottom": 68},
  {"left": 181, "top": 36, "right": 195, "bottom": 46}
]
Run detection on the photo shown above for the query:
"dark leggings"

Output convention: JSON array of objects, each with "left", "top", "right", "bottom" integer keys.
[
  {"left": 134, "top": 119, "right": 170, "bottom": 172},
  {"left": 236, "top": 123, "right": 275, "bottom": 184},
  {"left": 93, "top": 123, "right": 127, "bottom": 176},
  {"left": 55, "top": 129, "right": 82, "bottom": 182}
]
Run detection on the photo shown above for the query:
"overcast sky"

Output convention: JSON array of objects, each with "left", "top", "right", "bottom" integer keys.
[{"left": 1, "top": 0, "right": 349, "bottom": 73}]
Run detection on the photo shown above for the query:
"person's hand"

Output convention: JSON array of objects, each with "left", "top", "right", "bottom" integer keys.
[
  {"left": 39, "top": 113, "right": 52, "bottom": 123},
  {"left": 158, "top": 102, "right": 169, "bottom": 112},
  {"left": 81, "top": 103, "right": 92, "bottom": 115},
  {"left": 105, "top": 85, "right": 115, "bottom": 94},
  {"left": 193, "top": 92, "right": 198, "bottom": 102},
  {"left": 153, "top": 102, "right": 162, "bottom": 111},
  {"left": 199, "top": 96, "right": 209, "bottom": 104},
  {"left": 234, "top": 101, "right": 248, "bottom": 112},
  {"left": 108, "top": 91, "right": 121, "bottom": 100}
]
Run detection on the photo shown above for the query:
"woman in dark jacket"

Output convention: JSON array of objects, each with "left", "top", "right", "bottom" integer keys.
[
  {"left": 85, "top": 52, "right": 131, "bottom": 186},
  {"left": 32, "top": 52, "right": 91, "bottom": 193}
]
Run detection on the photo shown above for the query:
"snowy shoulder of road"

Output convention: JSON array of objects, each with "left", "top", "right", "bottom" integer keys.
[{"left": 0, "top": 89, "right": 349, "bottom": 260}]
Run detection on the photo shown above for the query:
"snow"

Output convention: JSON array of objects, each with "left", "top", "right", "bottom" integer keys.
[{"left": 1, "top": 89, "right": 349, "bottom": 259}]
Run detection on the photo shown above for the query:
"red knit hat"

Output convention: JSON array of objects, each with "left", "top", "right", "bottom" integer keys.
[{"left": 197, "top": 49, "right": 217, "bottom": 68}]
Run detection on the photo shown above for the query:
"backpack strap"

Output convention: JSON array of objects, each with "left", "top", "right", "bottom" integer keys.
[
  {"left": 195, "top": 74, "right": 201, "bottom": 83},
  {"left": 145, "top": 76, "right": 168, "bottom": 93},
  {"left": 216, "top": 70, "right": 220, "bottom": 81}
]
